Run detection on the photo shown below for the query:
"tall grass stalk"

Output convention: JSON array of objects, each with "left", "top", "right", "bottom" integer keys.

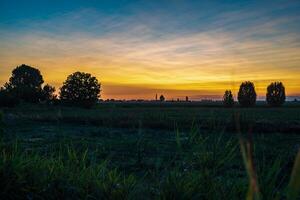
[
  {"left": 287, "top": 150, "right": 300, "bottom": 200},
  {"left": 235, "top": 112, "right": 261, "bottom": 200}
]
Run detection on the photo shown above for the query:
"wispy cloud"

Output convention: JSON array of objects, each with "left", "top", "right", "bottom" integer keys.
[{"left": 1, "top": 2, "right": 300, "bottom": 99}]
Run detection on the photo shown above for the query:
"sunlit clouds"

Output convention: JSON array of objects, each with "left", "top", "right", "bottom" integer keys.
[{"left": 1, "top": 1, "right": 300, "bottom": 100}]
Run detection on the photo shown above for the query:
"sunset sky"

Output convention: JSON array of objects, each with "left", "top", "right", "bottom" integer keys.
[{"left": 0, "top": 0, "right": 300, "bottom": 100}]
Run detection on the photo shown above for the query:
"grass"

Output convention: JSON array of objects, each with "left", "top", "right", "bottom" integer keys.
[
  {"left": 0, "top": 104, "right": 299, "bottom": 199},
  {"left": 3, "top": 103, "right": 300, "bottom": 133}
]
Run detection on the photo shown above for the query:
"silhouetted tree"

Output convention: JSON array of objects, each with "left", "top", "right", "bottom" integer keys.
[
  {"left": 60, "top": 72, "right": 101, "bottom": 107},
  {"left": 159, "top": 95, "right": 165, "bottom": 102},
  {"left": 41, "top": 84, "right": 57, "bottom": 103},
  {"left": 266, "top": 82, "right": 285, "bottom": 107},
  {"left": 5, "top": 64, "right": 44, "bottom": 103},
  {"left": 238, "top": 81, "right": 257, "bottom": 107},
  {"left": 223, "top": 90, "right": 234, "bottom": 107}
]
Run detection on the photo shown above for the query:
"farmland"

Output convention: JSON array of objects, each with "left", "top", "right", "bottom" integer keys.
[{"left": 0, "top": 102, "right": 300, "bottom": 199}]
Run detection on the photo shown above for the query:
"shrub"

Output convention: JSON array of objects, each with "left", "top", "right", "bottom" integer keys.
[
  {"left": 0, "top": 111, "right": 3, "bottom": 134},
  {"left": 266, "top": 82, "right": 285, "bottom": 107},
  {"left": 238, "top": 81, "right": 257, "bottom": 107},
  {"left": 223, "top": 90, "right": 234, "bottom": 107},
  {"left": 60, "top": 72, "right": 101, "bottom": 108},
  {"left": 0, "top": 88, "right": 19, "bottom": 107},
  {"left": 160, "top": 95, "right": 165, "bottom": 102},
  {"left": 41, "top": 84, "right": 57, "bottom": 103}
]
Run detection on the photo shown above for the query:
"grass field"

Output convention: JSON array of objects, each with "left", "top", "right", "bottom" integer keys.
[{"left": 1, "top": 103, "right": 300, "bottom": 199}]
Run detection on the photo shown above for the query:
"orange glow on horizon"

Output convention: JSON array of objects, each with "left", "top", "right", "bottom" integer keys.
[
  {"left": 1, "top": 28, "right": 299, "bottom": 100},
  {"left": 0, "top": 63, "right": 299, "bottom": 101}
]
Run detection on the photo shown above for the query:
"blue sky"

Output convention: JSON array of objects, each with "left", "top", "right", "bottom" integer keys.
[
  {"left": 2, "top": 0, "right": 300, "bottom": 34},
  {"left": 0, "top": 0, "right": 300, "bottom": 100}
]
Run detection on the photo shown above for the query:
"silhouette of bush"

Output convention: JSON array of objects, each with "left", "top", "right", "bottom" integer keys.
[
  {"left": 40, "top": 84, "right": 57, "bottom": 103},
  {"left": 160, "top": 95, "right": 165, "bottom": 102},
  {"left": 0, "top": 110, "right": 3, "bottom": 137},
  {"left": 223, "top": 90, "right": 234, "bottom": 107},
  {"left": 0, "top": 88, "right": 19, "bottom": 107},
  {"left": 266, "top": 82, "right": 286, "bottom": 107},
  {"left": 60, "top": 72, "right": 101, "bottom": 107},
  {"left": 5, "top": 64, "right": 44, "bottom": 103},
  {"left": 238, "top": 81, "right": 257, "bottom": 107}
]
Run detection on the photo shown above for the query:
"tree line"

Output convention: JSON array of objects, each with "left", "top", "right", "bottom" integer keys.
[
  {"left": 0, "top": 64, "right": 286, "bottom": 108},
  {"left": 223, "top": 81, "right": 286, "bottom": 107},
  {"left": 0, "top": 64, "right": 100, "bottom": 108}
]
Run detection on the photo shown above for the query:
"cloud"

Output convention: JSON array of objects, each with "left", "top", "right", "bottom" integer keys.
[{"left": 0, "top": 2, "right": 300, "bottom": 99}]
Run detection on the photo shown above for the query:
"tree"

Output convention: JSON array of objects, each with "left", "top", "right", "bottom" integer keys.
[
  {"left": 41, "top": 84, "right": 57, "bottom": 103},
  {"left": 223, "top": 90, "right": 234, "bottom": 107},
  {"left": 159, "top": 95, "right": 165, "bottom": 102},
  {"left": 5, "top": 64, "right": 44, "bottom": 103},
  {"left": 60, "top": 72, "right": 101, "bottom": 107},
  {"left": 266, "top": 82, "right": 285, "bottom": 107},
  {"left": 238, "top": 81, "right": 257, "bottom": 107}
]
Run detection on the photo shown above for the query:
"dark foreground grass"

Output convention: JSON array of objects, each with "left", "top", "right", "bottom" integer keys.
[
  {"left": 0, "top": 105, "right": 300, "bottom": 199},
  {"left": 0, "top": 134, "right": 299, "bottom": 199}
]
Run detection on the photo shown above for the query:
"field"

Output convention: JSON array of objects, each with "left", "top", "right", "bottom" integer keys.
[{"left": 1, "top": 102, "right": 300, "bottom": 199}]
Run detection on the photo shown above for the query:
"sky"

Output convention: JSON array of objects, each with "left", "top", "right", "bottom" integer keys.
[{"left": 0, "top": 0, "right": 300, "bottom": 100}]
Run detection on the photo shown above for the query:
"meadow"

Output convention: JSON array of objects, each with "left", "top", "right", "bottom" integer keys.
[{"left": 1, "top": 102, "right": 300, "bottom": 199}]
